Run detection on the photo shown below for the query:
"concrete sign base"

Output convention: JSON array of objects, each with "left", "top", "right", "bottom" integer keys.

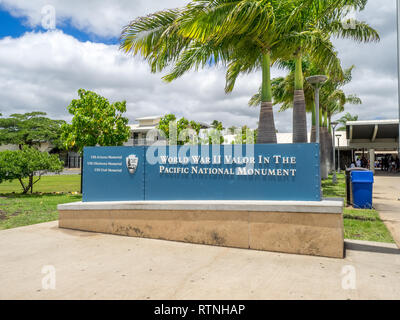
[{"left": 58, "top": 199, "right": 344, "bottom": 259}]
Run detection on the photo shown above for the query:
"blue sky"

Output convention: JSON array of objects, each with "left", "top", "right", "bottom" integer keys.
[
  {"left": 0, "top": 8, "right": 119, "bottom": 44},
  {"left": 0, "top": 10, "right": 26, "bottom": 38},
  {"left": 0, "top": 0, "right": 397, "bottom": 131}
]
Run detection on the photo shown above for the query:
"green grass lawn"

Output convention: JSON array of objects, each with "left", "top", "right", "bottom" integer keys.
[
  {"left": 322, "top": 173, "right": 394, "bottom": 243},
  {"left": 0, "top": 175, "right": 81, "bottom": 194},
  {"left": 0, "top": 175, "right": 82, "bottom": 230}
]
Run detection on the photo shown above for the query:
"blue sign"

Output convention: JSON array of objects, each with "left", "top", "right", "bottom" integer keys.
[
  {"left": 83, "top": 147, "right": 145, "bottom": 202},
  {"left": 83, "top": 144, "right": 321, "bottom": 202}
]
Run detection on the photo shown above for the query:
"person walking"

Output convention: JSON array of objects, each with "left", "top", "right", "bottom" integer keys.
[
  {"left": 383, "top": 155, "right": 389, "bottom": 171},
  {"left": 361, "top": 156, "right": 368, "bottom": 168}
]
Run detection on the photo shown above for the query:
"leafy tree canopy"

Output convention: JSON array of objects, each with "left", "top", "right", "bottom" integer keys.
[
  {"left": 0, "top": 147, "right": 64, "bottom": 194},
  {"left": 120, "top": 0, "right": 379, "bottom": 144},
  {"left": 0, "top": 112, "right": 66, "bottom": 149},
  {"left": 338, "top": 113, "right": 359, "bottom": 131},
  {"left": 234, "top": 126, "right": 258, "bottom": 145},
  {"left": 61, "top": 89, "right": 131, "bottom": 153},
  {"left": 249, "top": 59, "right": 361, "bottom": 128},
  {"left": 203, "top": 120, "right": 225, "bottom": 145},
  {"left": 211, "top": 120, "right": 224, "bottom": 131},
  {"left": 157, "top": 114, "right": 202, "bottom": 145},
  {"left": 227, "top": 126, "right": 238, "bottom": 135}
]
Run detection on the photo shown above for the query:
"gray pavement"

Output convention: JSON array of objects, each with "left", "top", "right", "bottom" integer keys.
[
  {"left": 374, "top": 174, "right": 400, "bottom": 247},
  {"left": 0, "top": 221, "right": 399, "bottom": 300},
  {"left": 44, "top": 168, "right": 81, "bottom": 176}
]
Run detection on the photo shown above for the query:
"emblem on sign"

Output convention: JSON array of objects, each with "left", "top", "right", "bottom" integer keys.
[{"left": 126, "top": 155, "right": 139, "bottom": 174}]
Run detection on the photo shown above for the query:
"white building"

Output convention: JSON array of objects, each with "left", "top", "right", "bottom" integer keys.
[
  {"left": 126, "top": 115, "right": 211, "bottom": 146},
  {"left": 127, "top": 115, "right": 163, "bottom": 146}
]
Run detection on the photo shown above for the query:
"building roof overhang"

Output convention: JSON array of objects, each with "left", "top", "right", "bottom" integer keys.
[{"left": 346, "top": 119, "right": 399, "bottom": 150}]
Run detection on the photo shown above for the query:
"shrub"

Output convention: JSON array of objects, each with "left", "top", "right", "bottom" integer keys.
[{"left": 0, "top": 147, "right": 64, "bottom": 194}]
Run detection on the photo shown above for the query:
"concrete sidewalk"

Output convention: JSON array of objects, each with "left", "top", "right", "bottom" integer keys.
[
  {"left": 0, "top": 221, "right": 399, "bottom": 300},
  {"left": 374, "top": 175, "right": 400, "bottom": 247}
]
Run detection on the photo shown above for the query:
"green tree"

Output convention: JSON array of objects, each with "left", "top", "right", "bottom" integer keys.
[
  {"left": 319, "top": 68, "right": 361, "bottom": 175},
  {"left": 211, "top": 120, "right": 224, "bottom": 131},
  {"left": 61, "top": 89, "right": 130, "bottom": 153},
  {"left": 249, "top": 62, "right": 360, "bottom": 138},
  {"left": 234, "top": 126, "right": 257, "bottom": 145},
  {"left": 120, "top": 0, "right": 295, "bottom": 144},
  {"left": 0, "top": 112, "right": 66, "bottom": 149},
  {"left": 157, "top": 114, "right": 202, "bottom": 145},
  {"left": 250, "top": 61, "right": 360, "bottom": 177},
  {"left": 321, "top": 67, "right": 362, "bottom": 132},
  {"left": 337, "top": 113, "right": 359, "bottom": 131},
  {"left": 228, "top": 126, "right": 238, "bottom": 135},
  {"left": 204, "top": 120, "right": 225, "bottom": 144},
  {"left": 0, "top": 147, "right": 64, "bottom": 194},
  {"left": 120, "top": 0, "right": 378, "bottom": 145},
  {"left": 249, "top": 59, "right": 317, "bottom": 130},
  {"left": 284, "top": 0, "right": 379, "bottom": 142},
  {"left": 203, "top": 129, "right": 225, "bottom": 145}
]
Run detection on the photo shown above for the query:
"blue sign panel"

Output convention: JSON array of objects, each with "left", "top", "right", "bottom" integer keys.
[
  {"left": 83, "top": 144, "right": 321, "bottom": 202},
  {"left": 83, "top": 146, "right": 145, "bottom": 202}
]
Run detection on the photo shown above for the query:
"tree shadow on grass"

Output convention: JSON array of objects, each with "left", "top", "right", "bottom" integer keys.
[{"left": 0, "top": 192, "right": 82, "bottom": 201}]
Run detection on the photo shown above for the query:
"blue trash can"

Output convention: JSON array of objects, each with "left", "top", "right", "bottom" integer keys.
[{"left": 351, "top": 171, "right": 374, "bottom": 209}]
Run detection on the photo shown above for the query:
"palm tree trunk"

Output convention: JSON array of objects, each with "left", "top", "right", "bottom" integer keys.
[
  {"left": 320, "top": 109, "right": 332, "bottom": 179},
  {"left": 257, "top": 52, "right": 277, "bottom": 144},
  {"left": 324, "top": 109, "right": 332, "bottom": 172},
  {"left": 327, "top": 130, "right": 333, "bottom": 172},
  {"left": 319, "top": 104, "right": 323, "bottom": 127},
  {"left": 318, "top": 104, "right": 326, "bottom": 178},
  {"left": 320, "top": 126, "right": 329, "bottom": 179},
  {"left": 293, "top": 55, "right": 307, "bottom": 143},
  {"left": 310, "top": 102, "right": 316, "bottom": 143},
  {"left": 323, "top": 108, "right": 328, "bottom": 128},
  {"left": 327, "top": 114, "right": 333, "bottom": 172}
]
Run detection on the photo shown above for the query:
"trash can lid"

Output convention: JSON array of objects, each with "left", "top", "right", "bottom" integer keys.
[
  {"left": 351, "top": 171, "right": 374, "bottom": 183},
  {"left": 346, "top": 168, "right": 369, "bottom": 172}
]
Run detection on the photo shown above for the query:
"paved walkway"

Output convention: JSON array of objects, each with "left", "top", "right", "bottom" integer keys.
[
  {"left": 44, "top": 168, "right": 81, "bottom": 176},
  {"left": 0, "top": 222, "right": 399, "bottom": 300},
  {"left": 374, "top": 174, "right": 400, "bottom": 247}
]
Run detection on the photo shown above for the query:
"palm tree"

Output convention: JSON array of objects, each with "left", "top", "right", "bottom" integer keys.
[
  {"left": 250, "top": 59, "right": 325, "bottom": 175},
  {"left": 250, "top": 61, "right": 360, "bottom": 177},
  {"left": 282, "top": 0, "right": 379, "bottom": 143},
  {"left": 320, "top": 67, "right": 361, "bottom": 172},
  {"left": 337, "top": 112, "right": 359, "bottom": 131},
  {"left": 167, "top": 0, "right": 372, "bottom": 144},
  {"left": 228, "top": 126, "right": 238, "bottom": 135},
  {"left": 321, "top": 67, "right": 361, "bottom": 128},
  {"left": 120, "top": 1, "right": 301, "bottom": 144},
  {"left": 162, "top": 0, "right": 299, "bottom": 144},
  {"left": 249, "top": 58, "right": 328, "bottom": 141},
  {"left": 120, "top": 0, "right": 378, "bottom": 146},
  {"left": 211, "top": 120, "right": 224, "bottom": 130}
]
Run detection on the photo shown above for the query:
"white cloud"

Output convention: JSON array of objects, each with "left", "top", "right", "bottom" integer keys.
[
  {"left": 0, "top": 30, "right": 284, "bottom": 130},
  {"left": 330, "top": 0, "right": 398, "bottom": 122},
  {"left": 0, "top": 0, "right": 398, "bottom": 132},
  {"left": 0, "top": 0, "right": 189, "bottom": 38}
]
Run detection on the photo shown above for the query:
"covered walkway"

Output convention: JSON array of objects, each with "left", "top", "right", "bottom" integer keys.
[{"left": 346, "top": 120, "right": 399, "bottom": 173}]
